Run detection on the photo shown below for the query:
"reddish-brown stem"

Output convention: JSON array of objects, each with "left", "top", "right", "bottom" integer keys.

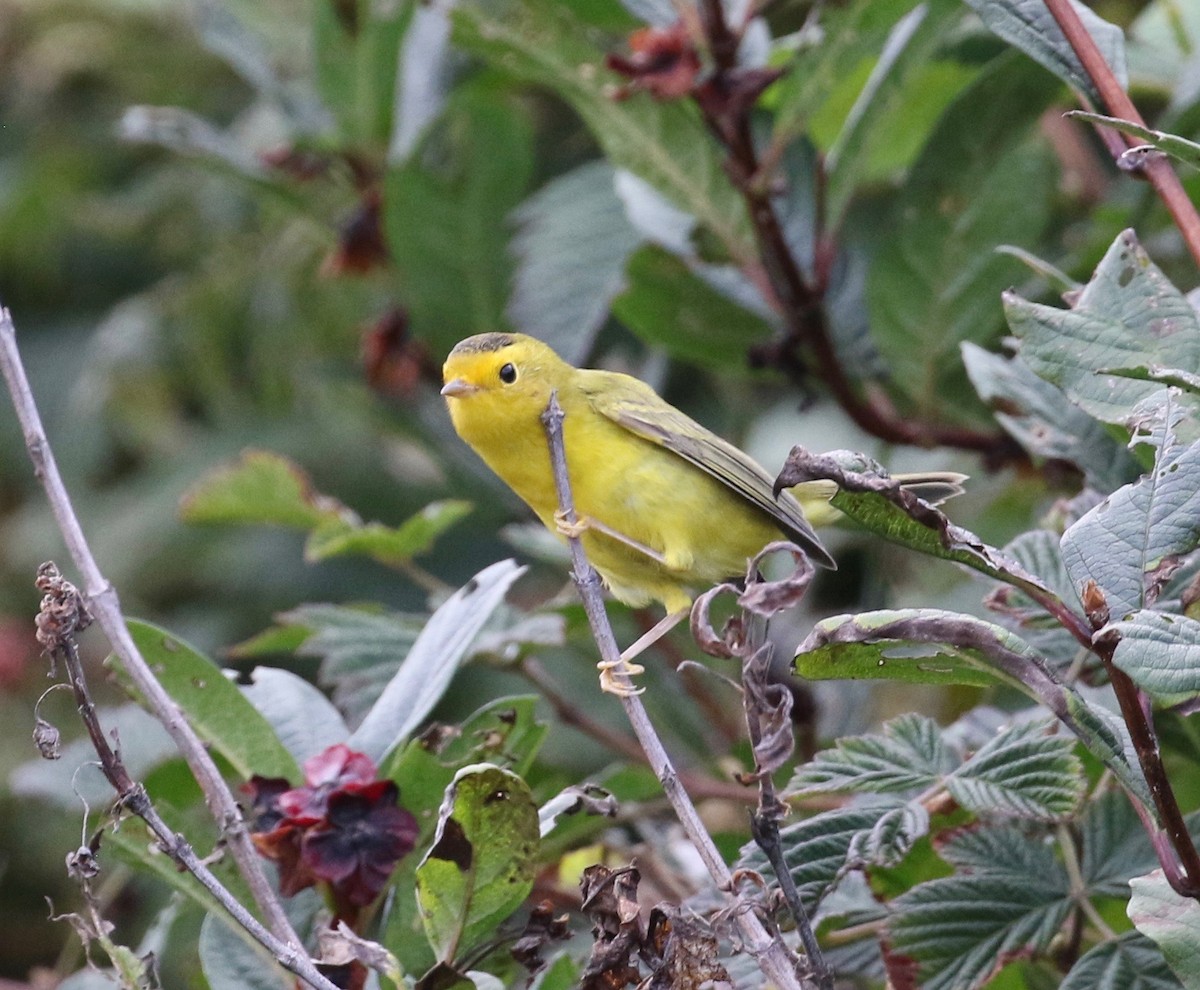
[
  {"left": 1093, "top": 636, "right": 1200, "bottom": 898},
  {"left": 1044, "top": 0, "right": 1200, "bottom": 270},
  {"left": 695, "top": 0, "right": 1015, "bottom": 456},
  {"left": 1030, "top": 579, "right": 1200, "bottom": 897}
]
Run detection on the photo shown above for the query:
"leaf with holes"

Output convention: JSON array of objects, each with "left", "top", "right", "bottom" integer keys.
[
  {"left": 1005, "top": 230, "right": 1200, "bottom": 426},
  {"left": 1062, "top": 391, "right": 1200, "bottom": 618},
  {"left": 416, "top": 764, "right": 540, "bottom": 963}
]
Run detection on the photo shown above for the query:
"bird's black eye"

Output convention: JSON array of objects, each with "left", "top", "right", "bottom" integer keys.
[{"left": 499, "top": 363, "right": 518, "bottom": 384}]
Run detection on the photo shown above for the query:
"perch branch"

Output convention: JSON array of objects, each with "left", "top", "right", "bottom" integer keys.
[{"left": 539, "top": 391, "right": 813, "bottom": 990}]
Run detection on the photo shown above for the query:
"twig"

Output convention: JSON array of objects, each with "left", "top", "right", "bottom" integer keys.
[
  {"left": 33, "top": 565, "right": 341, "bottom": 990},
  {"left": 539, "top": 391, "right": 813, "bottom": 990},
  {"left": 0, "top": 307, "right": 333, "bottom": 987},
  {"left": 1043, "top": 0, "right": 1200, "bottom": 269},
  {"left": 739, "top": 623, "right": 832, "bottom": 990}
]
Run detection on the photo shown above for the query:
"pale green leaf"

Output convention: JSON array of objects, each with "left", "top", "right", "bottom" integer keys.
[
  {"left": 1101, "top": 610, "right": 1200, "bottom": 698},
  {"left": 1005, "top": 230, "right": 1200, "bottom": 425},
  {"left": 349, "top": 560, "right": 526, "bottom": 761},
  {"left": 962, "top": 0, "right": 1127, "bottom": 106},
  {"left": 1062, "top": 391, "right": 1200, "bottom": 617},
  {"left": 1129, "top": 871, "right": 1200, "bottom": 990}
]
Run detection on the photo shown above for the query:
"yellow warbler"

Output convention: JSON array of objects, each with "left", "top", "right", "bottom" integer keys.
[{"left": 442, "top": 333, "right": 962, "bottom": 689}]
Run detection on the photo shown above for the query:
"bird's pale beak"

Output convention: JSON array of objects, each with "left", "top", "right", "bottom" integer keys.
[{"left": 440, "top": 378, "right": 479, "bottom": 398}]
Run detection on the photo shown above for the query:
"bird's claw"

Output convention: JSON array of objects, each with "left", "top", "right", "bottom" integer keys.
[
  {"left": 597, "top": 658, "right": 645, "bottom": 697},
  {"left": 553, "top": 509, "right": 590, "bottom": 540}
]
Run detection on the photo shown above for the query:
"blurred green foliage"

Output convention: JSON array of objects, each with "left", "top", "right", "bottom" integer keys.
[{"left": 1, "top": 0, "right": 1199, "bottom": 986}]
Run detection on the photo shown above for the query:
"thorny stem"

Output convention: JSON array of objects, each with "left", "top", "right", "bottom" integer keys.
[
  {"left": 1043, "top": 0, "right": 1200, "bottom": 270},
  {"left": 539, "top": 391, "right": 812, "bottom": 990},
  {"left": 695, "top": 0, "right": 1015, "bottom": 457},
  {"left": 0, "top": 307, "right": 337, "bottom": 989},
  {"left": 34, "top": 567, "right": 340, "bottom": 990}
]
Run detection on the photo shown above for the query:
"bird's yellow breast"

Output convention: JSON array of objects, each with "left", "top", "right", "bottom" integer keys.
[{"left": 445, "top": 358, "right": 777, "bottom": 613}]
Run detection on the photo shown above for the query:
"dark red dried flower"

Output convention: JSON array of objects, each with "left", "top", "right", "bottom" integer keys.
[
  {"left": 244, "top": 745, "right": 417, "bottom": 911},
  {"left": 301, "top": 781, "right": 419, "bottom": 907},
  {"left": 323, "top": 189, "right": 389, "bottom": 276},
  {"left": 606, "top": 22, "right": 701, "bottom": 100}
]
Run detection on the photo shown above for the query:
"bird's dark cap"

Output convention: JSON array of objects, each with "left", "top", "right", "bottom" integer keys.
[{"left": 449, "top": 333, "right": 515, "bottom": 356}]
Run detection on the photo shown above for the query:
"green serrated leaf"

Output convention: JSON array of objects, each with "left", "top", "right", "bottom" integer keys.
[
  {"left": 737, "top": 807, "right": 886, "bottom": 913},
  {"left": 1005, "top": 230, "right": 1200, "bottom": 426},
  {"left": 1061, "top": 931, "right": 1184, "bottom": 990},
  {"left": 115, "top": 621, "right": 300, "bottom": 782},
  {"left": 962, "top": 342, "right": 1137, "bottom": 492},
  {"left": 1129, "top": 871, "right": 1200, "bottom": 990},
  {"left": 962, "top": 0, "right": 1127, "bottom": 106},
  {"left": 787, "top": 713, "right": 953, "bottom": 796},
  {"left": 452, "top": 0, "right": 752, "bottom": 264},
  {"left": 1080, "top": 792, "right": 1160, "bottom": 898},
  {"left": 794, "top": 608, "right": 1152, "bottom": 808},
  {"left": 890, "top": 826, "right": 1071, "bottom": 990},
  {"left": 416, "top": 764, "right": 540, "bottom": 963},
  {"left": 847, "top": 802, "right": 930, "bottom": 867},
  {"left": 1101, "top": 610, "right": 1200, "bottom": 698},
  {"left": 180, "top": 449, "right": 344, "bottom": 530},
  {"left": 611, "top": 245, "right": 773, "bottom": 367},
  {"left": 947, "top": 720, "right": 1084, "bottom": 820}
]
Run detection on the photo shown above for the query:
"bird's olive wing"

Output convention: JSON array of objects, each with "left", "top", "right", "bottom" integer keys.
[{"left": 579, "top": 371, "right": 835, "bottom": 569}]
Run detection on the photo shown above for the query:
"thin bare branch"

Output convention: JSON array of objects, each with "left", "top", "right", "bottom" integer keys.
[
  {"left": 34, "top": 565, "right": 341, "bottom": 990},
  {"left": 539, "top": 390, "right": 814, "bottom": 990},
  {"left": 0, "top": 306, "right": 337, "bottom": 987}
]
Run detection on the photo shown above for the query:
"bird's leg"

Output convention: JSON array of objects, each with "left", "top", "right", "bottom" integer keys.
[
  {"left": 597, "top": 608, "right": 689, "bottom": 696},
  {"left": 552, "top": 510, "right": 669, "bottom": 566}
]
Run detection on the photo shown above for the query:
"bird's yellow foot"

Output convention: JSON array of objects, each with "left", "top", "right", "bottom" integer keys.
[
  {"left": 597, "top": 657, "right": 645, "bottom": 697},
  {"left": 553, "top": 509, "right": 591, "bottom": 540}
]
